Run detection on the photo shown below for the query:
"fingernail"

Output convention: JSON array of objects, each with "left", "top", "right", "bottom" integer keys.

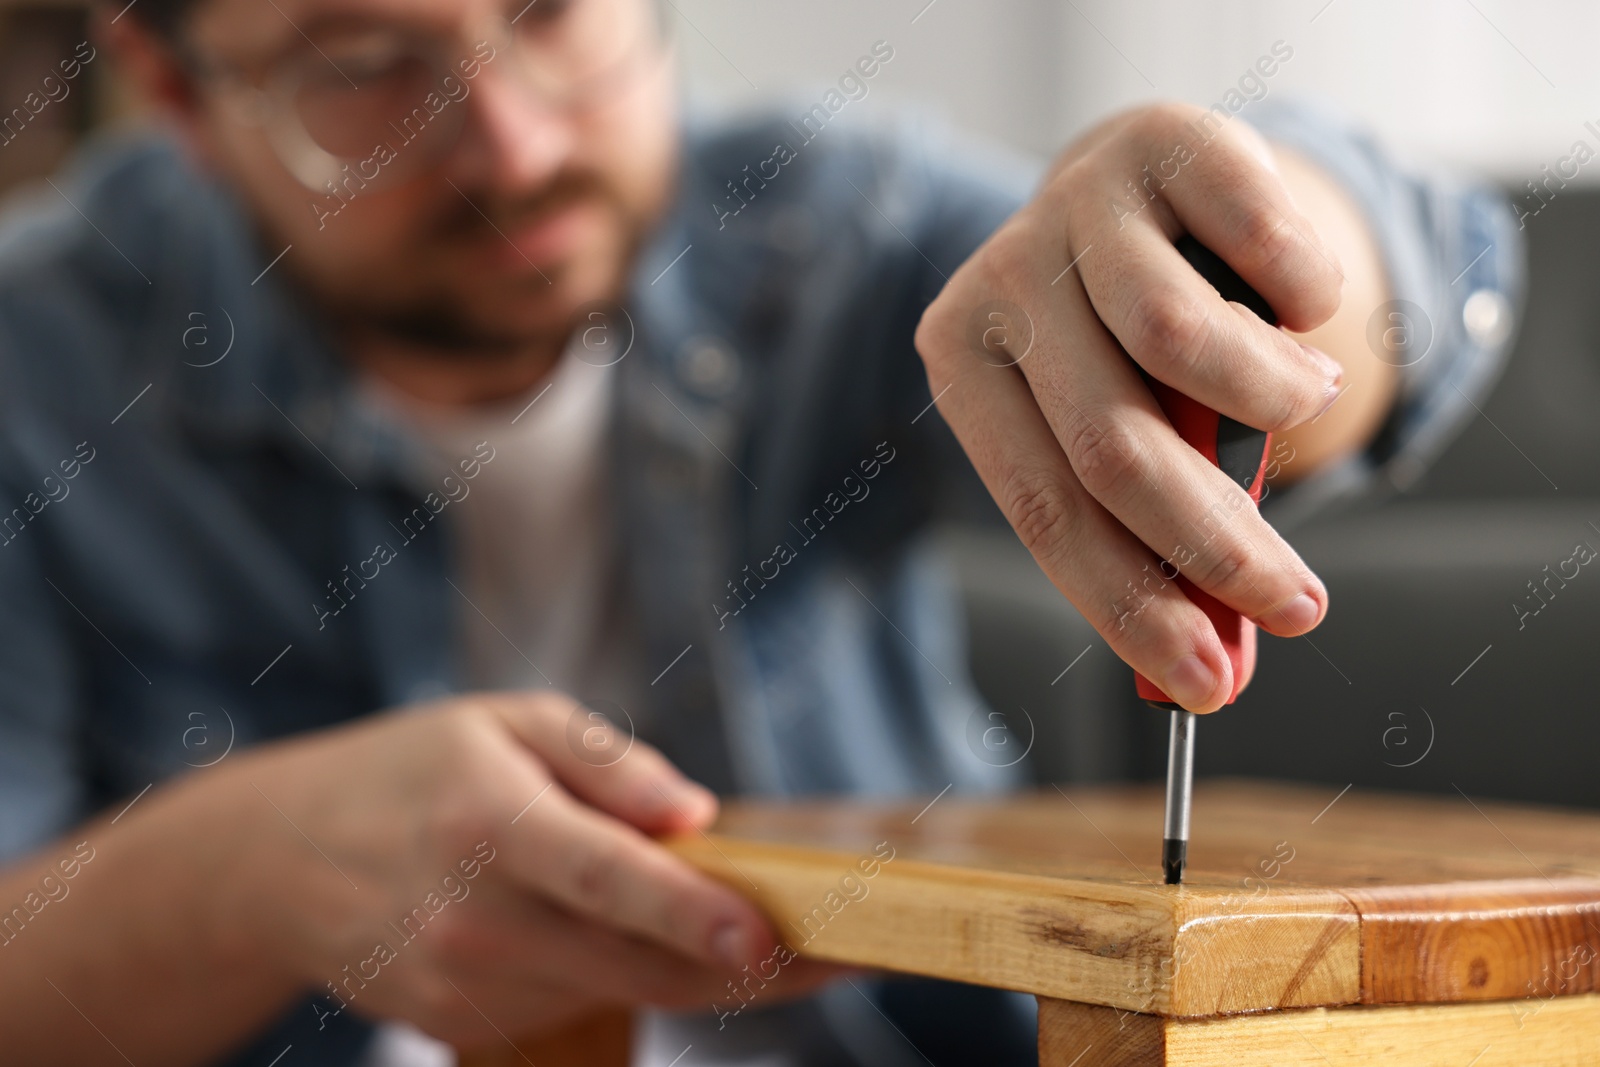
[
  {"left": 650, "top": 778, "right": 714, "bottom": 822},
  {"left": 1273, "top": 593, "right": 1322, "bottom": 632},
  {"left": 1302, "top": 344, "right": 1344, "bottom": 387},
  {"left": 1312, "top": 381, "right": 1346, "bottom": 423},
  {"left": 1163, "top": 655, "right": 1218, "bottom": 709},
  {"left": 712, "top": 923, "right": 748, "bottom": 969},
  {"left": 677, "top": 782, "right": 718, "bottom": 822}
]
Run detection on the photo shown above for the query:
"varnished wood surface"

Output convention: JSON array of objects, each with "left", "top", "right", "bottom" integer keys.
[
  {"left": 667, "top": 781, "right": 1600, "bottom": 1016},
  {"left": 1037, "top": 993, "right": 1600, "bottom": 1067},
  {"left": 1348, "top": 880, "right": 1600, "bottom": 1003}
]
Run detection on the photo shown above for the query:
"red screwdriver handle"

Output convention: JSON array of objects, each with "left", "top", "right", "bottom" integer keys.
[{"left": 1134, "top": 236, "right": 1276, "bottom": 709}]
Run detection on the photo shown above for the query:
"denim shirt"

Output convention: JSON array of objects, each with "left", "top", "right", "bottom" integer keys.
[{"left": 0, "top": 100, "right": 1520, "bottom": 1065}]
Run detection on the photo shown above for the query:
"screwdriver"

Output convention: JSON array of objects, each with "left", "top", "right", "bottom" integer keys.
[{"left": 1136, "top": 235, "right": 1277, "bottom": 886}]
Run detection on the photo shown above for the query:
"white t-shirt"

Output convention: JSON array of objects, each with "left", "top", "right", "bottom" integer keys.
[
  {"left": 358, "top": 348, "right": 639, "bottom": 707},
  {"left": 356, "top": 353, "right": 780, "bottom": 1067}
]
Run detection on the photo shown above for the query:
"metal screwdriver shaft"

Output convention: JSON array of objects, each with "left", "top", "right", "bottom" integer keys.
[
  {"left": 1137, "top": 236, "right": 1277, "bottom": 889},
  {"left": 1163, "top": 709, "right": 1196, "bottom": 885}
]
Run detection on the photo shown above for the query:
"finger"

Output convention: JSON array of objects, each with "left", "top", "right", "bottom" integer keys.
[
  {"left": 499, "top": 893, "right": 847, "bottom": 1008},
  {"left": 436, "top": 885, "right": 754, "bottom": 1008},
  {"left": 1079, "top": 220, "right": 1344, "bottom": 431},
  {"left": 1139, "top": 106, "right": 1344, "bottom": 333},
  {"left": 491, "top": 693, "right": 718, "bottom": 834},
  {"left": 1236, "top": 621, "right": 1258, "bottom": 694},
  {"left": 420, "top": 900, "right": 848, "bottom": 1053},
  {"left": 916, "top": 291, "right": 1234, "bottom": 711},
  {"left": 1014, "top": 273, "right": 1328, "bottom": 639},
  {"left": 504, "top": 780, "right": 777, "bottom": 971}
]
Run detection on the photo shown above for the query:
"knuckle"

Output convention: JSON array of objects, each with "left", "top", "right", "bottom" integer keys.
[
  {"left": 1132, "top": 290, "right": 1210, "bottom": 371},
  {"left": 633, "top": 869, "right": 686, "bottom": 945},
  {"left": 1004, "top": 477, "right": 1075, "bottom": 559},
  {"left": 1131, "top": 101, "right": 1199, "bottom": 141},
  {"left": 626, "top": 736, "right": 674, "bottom": 779},
  {"left": 1283, "top": 382, "right": 1328, "bottom": 431},
  {"left": 425, "top": 778, "right": 502, "bottom": 853},
  {"left": 528, "top": 687, "right": 581, "bottom": 725},
  {"left": 912, "top": 305, "right": 942, "bottom": 367},
  {"left": 435, "top": 707, "right": 504, "bottom": 774},
  {"left": 973, "top": 224, "right": 1038, "bottom": 298},
  {"left": 1061, "top": 182, "right": 1100, "bottom": 237},
  {"left": 1231, "top": 324, "right": 1326, "bottom": 433},
  {"left": 1234, "top": 204, "right": 1299, "bottom": 275},
  {"left": 570, "top": 842, "right": 625, "bottom": 911},
  {"left": 915, "top": 220, "right": 1043, "bottom": 376},
  {"left": 1067, "top": 417, "right": 1145, "bottom": 503},
  {"left": 1092, "top": 600, "right": 1144, "bottom": 648},
  {"left": 913, "top": 287, "right": 964, "bottom": 375},
  {"left": 660, "top": 883, "right": 714, "bottom": 948},
  {"left": 624, "top": 768, "right": 680, "bottom": 821},
  {"left": 1270, "top": 338, "right": 1321, "bottom": 421},
  {"left": 1190, "top": 536, "right": 1256, "bottom": 599}
]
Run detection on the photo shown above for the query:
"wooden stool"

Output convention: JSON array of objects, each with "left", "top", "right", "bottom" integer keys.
[
  {"left": 468, "top": 781, "right": 1600, "bottom": 1066},
  {"left": 457, "top": 1006, "right": 631, "bottom": 1066}
]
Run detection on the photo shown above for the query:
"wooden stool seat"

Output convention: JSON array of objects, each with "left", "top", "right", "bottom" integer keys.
[{"left": 467, "top": 781, "right": 1600, "bottom": 1065}]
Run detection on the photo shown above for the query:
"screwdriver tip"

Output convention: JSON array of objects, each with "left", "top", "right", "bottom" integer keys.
[{"left": 1162, "top": 837, "right": 1186, "bottom": 885}]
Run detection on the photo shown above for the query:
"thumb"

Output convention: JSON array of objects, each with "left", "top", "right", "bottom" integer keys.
[{"left": 488, "top": 691, "right": 720, "bottom": 835}]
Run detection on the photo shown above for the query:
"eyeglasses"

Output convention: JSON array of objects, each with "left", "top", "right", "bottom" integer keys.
[{"left": 189, "top": 0, "right": 666, "bottom": 192}]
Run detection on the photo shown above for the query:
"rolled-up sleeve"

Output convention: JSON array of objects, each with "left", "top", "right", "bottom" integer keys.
[{"left": 1250, "top": 96, "right": 1526, "bottom": 526}]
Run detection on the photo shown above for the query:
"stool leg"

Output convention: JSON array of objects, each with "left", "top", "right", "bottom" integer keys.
[
  {"left": 1037, "top": 997, "right": 1166, "bottom": 1067},
  {"left": 457, "top": 1007, "right": 632, "bottom": 1067},
  {"left": 1036, "top": 994, "right": 1600, "bottom": 1067}
]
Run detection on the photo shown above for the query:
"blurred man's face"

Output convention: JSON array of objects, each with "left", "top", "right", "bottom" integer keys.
[{"left": 177, "top": 0, "right": 677, "bottom": 351}]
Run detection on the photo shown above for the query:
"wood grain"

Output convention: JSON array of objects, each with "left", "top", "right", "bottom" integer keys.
[
  {"left": 667, "top": 782, "right": 1600, "bottom": 1016},
  {"left": 1037, "top": 993, "right": 1600, "bottom": 1067},
  {"left": 1348, "top": 880, "right": 1600, "bottom": 1003},
  {"left": 670, "top": 833, "right": 1358, "bottom": 1016}
]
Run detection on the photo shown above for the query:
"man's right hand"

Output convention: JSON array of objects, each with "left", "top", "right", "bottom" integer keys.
[{"left": 181, "top": 691, "right": 832, "bottom": 1051}]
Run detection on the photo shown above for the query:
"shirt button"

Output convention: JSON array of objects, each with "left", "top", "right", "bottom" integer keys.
[
  {"left": 1463, "top": 289, "right": 1512, "bottom": 349},
  {"left": 1388, "top": 453, "right": 1427, "bottom": 492},
  {"left": 679, "top": 337, "right": 741, "bottom": 397}
]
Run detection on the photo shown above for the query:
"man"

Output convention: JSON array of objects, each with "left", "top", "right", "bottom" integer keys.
[{"left": 0, "top": 0, "right": 1519, "bottom": 1064}]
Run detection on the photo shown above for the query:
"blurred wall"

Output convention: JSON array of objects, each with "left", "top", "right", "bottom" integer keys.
[
  {"left": 5, "top": 0, "right": 1590, "bottom": 187},
  {"left": 671, "top": 0, "right": 1600, "bottom": 184}
]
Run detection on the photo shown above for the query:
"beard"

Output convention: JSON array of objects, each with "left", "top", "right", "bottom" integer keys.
[
  {"left": 313, "top": 166, "right": 651, "bottom": 358},
  {"left": 350, "top": 289, "right": 557, "bottom": 355}
]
